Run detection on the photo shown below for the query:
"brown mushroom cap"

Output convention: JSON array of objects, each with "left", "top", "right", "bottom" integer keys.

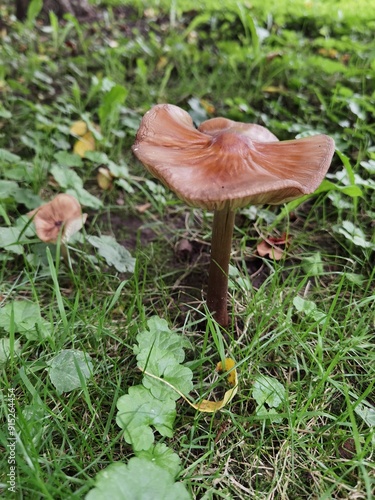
[
  {"left": 132, "top": 104, "right": 335, "bottom": 211},
  {"left": 28, "top": 193, "right": 87, "bottom": 243}
]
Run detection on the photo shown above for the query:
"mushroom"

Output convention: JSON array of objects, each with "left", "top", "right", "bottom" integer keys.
[
  {"left": 28, "top": 193, "right": 87, "bottom": 262},
  {"left": 132, "top": 104, "right": 335, "bottom": 327}
]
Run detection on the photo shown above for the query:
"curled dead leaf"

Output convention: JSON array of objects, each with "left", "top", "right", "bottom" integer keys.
[
  {"left": 257, "top": 233, "right": 290, "bottom": 260},
  {"left": 135, "top": 203, "right": 152, "bottom": 213}
]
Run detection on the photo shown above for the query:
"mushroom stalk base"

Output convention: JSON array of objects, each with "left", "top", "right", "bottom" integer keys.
[{"left": 206, "top": 207, "right": 235, "bottom": 327}]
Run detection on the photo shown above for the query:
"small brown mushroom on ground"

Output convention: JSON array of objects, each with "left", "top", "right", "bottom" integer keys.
[
  {"left": 132, "top": 104, "right": 335, "bottom": 327},
  {"left": 28, "top": 193, "right": 87, "bottom": 244}
]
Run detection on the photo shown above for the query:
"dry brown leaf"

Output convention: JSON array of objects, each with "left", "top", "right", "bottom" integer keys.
[
  {"left": 135, "top": 203, "right": 152, "bottom": 213},
  {"left": 257, "top": 233, "right": 290, "bottom": 261}
]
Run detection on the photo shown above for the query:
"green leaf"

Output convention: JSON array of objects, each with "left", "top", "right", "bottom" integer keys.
[
  {"left": 135, "top": 317, "right": 191, "bottom": 365},
  {"left": 143, "top": 363, "right": 194, "bottom": 402},
  {"left": 66, "top": 187, "right": 103, "bottom": 209},
  {"left": 0, "top": 106, "right": 12, "bottom": 119},
  {"left": 0, "top": 180, "right": 19, "bottom": 199},
  {"left": 47, "top": 349, "right": 93, "bottom": 394},
  {"left": 293, "top": 296, "right": 317, "bottom": 315},
  {"left": 135, "top": 443, "right": 182, "bottom": 478},
  {"left": 86, "top": 458, "right": 190, "bottom": 500},
  {"left": 86, "top": 235, "right": 135, "bottom": 272},
  {"left": 255, "top": 403, "right": 284, "bottom": 424},
  {"left": 53, "top": 151, "right": 83, "bottom": 168},
  {"left": 13, "top": 188, "right": 43, "bottom": 210},
  {"left": 50, "top": 165, "right": 83, "bottom": 189},
  {"left": 335, "top": 149, "right": 355, "bottom": 185},
  {"left": 84, "top": 151, "right": 111, "bottom": 164},
  {"left": 98, "top": 85, "right": 128, "bottom": 126},
  {"left": 0, "top": 227, "right": 24, "bottom": 254},
  {"left": 135, "top": 317, "right": 193, "bottom": 400},
  {"left": 333, "top": 221, "right": 375, "bottom": 249},
  {"left": 302, "top": 252, "right": 324, "bottom": 276},
  {"left": 354, "top": 403, "right": 375, "bottom": 428},
  {"left": 293, "top": 296, "right": 326, "bottom": 324},
  {"left": 26, "top": 0, "right": 43, "bottom": 24},
  {"left": 0, "top": 301, "right": 50, "bottom": 339},
  {"left": 0, "top": 149, "right": 21, "bottom": 163},
  {"left": 0, "top": 338, "right": 22, "bottom": 367},
  {"left": 84, "top": 151, "right": 123, "bottom": 176},
  {"left": 252, "top": 375, "right": 286, "bottom": 409},
  {"left": 116, "top": 385, "right": 176, "bottom": 451},
  {"left": 339, "top": 185, "right": 363, "bottom": 197}
]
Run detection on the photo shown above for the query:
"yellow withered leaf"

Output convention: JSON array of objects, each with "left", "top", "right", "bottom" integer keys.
[
  {"left": 70, "top": 120, "right": 88, "bottom": 136},
  {"left": 73, "top": 131, "right": 95, "bottom": 157},
  {"left": 97, "top": 167, "right": 113, "bottom": 190},
  {"left": 141, "top": 357, "right": 238, "bottom": 413}
]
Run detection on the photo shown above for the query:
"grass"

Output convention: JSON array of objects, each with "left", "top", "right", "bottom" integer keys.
[{"left": 0, "top": 0, "right": 374, "bottom": 498}]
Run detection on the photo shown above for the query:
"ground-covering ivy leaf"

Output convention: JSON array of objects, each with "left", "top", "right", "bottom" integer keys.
[
  {"left": 142, "top": 357, "right": 238, "bottom": 413},
  {"left": 344, "top": 273, "right": 365, "bottom": 285},
  {"left": 0, "top": 301, "right": 50, "bottom": 339},
  {"left": 116, "top": 178, "right": 135, "bottom": 194},
  {"left": 333, "top": 221, "right": 375, "bottom": 249},
  {"left": 13, "top": 188, "right": 42, "bottom": 210},
  {"left": 293, "top": 296, "right": 317, "bottom": 315},
  {"left": 135, "top": 317, "right": 191, "bottom": 363},
  {"left": 293, "top": 296, "right": 326, "bottom": 323},
  {"left": 0, "top": 106, "right": 12, "bottom": 119},
  {"left": 0, "top": 148, "right": 21, "bottom": 163},
  {"left": 53, "top": 151, "right": 83, "bottom": 168},
  {"left": 135, "top": 443, "right": 182, "bottom": 477},
  {"left": 0, "top": 180, "right": 19, "bottom": 199},
  {"left": 252, "top": 375, "right": 286, "bottom": 422},
  {"left": 0, "top": 227, "right": 24, "bottom": 254},
  {"left": 86, "top": 458, "right": 190, "bottom": 500},
  {"left": 143, "top": 363, "right": 194, "bottom": 401},
  {"left": 66, "top": 187, "right": 103, "bottom": 209},
  {"left": 0, "top": 338, "right": 21, "bottom": 367},
  {"left": 86, "top": 235, "right": 135, "bottom": 272},
  {"left": 354, "top": 403, "right": 375, "bottom": 427},
  {"left": 47, "top": 349, "right": 93, "bottom": 394},
  {"left": 22, "top": 395, "right": 47, "bottom": 447},
  {"left": 50, "top": 165, "right": 83, "bottom": 190},
  {"left": 116, "top": 385, "right": 176, "bottom": 450},
  {"left": 135, "top": 316, "right": 193, "bottom": 400},
  {"left": 85, "top": 151, "right": 131, "bottom": 179},
  {"left": 302, "top": 252, "right": 324, "bottom": 276},
  {"left": 136, "top": 318, "right": 238, "bottom": 412}
]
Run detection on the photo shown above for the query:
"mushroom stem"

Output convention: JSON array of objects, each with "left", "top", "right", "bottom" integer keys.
[{"left": 206, "top": 205, "right": 236, "bottom": 327}]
